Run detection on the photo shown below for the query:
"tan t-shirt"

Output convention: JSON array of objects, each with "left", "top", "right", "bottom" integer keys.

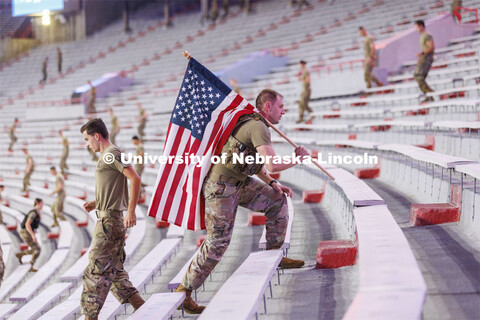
[
  {"left": 95, "top": 145, "right": 130, "bottom": 211},
  {"left": 420, "top": 32, "right": 434, "bottom": 57},
  {"left": 364, "top": 36, "right": 374, "bottom": 58},
  {"left": 209, "top": 118, "right": 271, "bottom": 181},
  {"left": 112, "top": 115, "right": 118, "bottom": 130},
  {"left": 136, "top": 145, "right": 144, "bottom": 157},
  {"left": 26, "top": 154, "right": 34, "bottom": 172},
  {"left": 301, "top": 69, "right": 310, "bottom": 89},
  {"left": 56, "top": 173, "right": 65, "bottom": 194},
  {"left": 62, "top": 136, "right": 69, "bottom": 154}
]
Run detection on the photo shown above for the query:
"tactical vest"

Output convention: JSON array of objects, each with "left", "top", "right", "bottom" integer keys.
[
  {"left": 221, "top": 113, "right": 265, "bottom": 176},
  {"left": 21, "top": 210, "right": 40, "bottom": 231}
]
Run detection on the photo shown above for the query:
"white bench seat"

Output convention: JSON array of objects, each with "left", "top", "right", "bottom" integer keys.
[
  {"left": 326, "top": 168, "right": 385, "bottom": 206},
  {"left": 344, "top": 205, "right": 426, "bottom": 320},
  {"left": 127, "top": 292, "right": 185, "bottom": 320},
  {"left": 9, "top": 249, "right": 69, "bottom": 302},
  {"left": 0, "top": 265, "right": 31, "bottom": 302},
  {"left": 378, "top": 143, "right": 477, "bottom": 168},
  {"left": 198, "top": 250, "right": 283, "bottom": 320},
  {"left": 0, "top": 304, "right": 17, "bottom": 320},
  {"left": 37, "top": 287, "right": 83, "bottom": 320},
  {"left": 455, "top": 163, "right": 480, "bottom": 180},
  {"left": 166, "top": 224, "right": 186, "bottom": 238},
  {"left": 9, "top": 282, "right": 73, "bottom": 320}
]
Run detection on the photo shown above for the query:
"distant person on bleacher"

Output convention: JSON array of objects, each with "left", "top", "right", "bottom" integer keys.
[
  {"left": 359, "top": 26, "right": 383, "bottom": 89},
  {"left": 49, "top": 167, "right": 67, "bottom": 228},
  {"left": 241, "top": 0, "right": 251, "bottom": 14},
  {"left": 22, "top": 148, "right": 35, "bottom": 193},
  {"left": 16, "top": 198, "right": 43, "bottom": 273},
  {"left": 200, "top": 0, "right": 209, "bottom": 24},
  {"left": 109, "top": 108, "right": 120, "bottom": 145},
  {"left": 79, "top": 118, "right": 144, "bottom": 318},
  {"left": 59, "top": 130, "right": 69, "bottom": 176},
  {"left": 88, "top": 81, "right": 96, "bottom": 114},
  {"left": 210, "top": 0, "right": 219, "bottom": 22},
  {"left": 230, "top": 78, "right": 242, "bottom": 95},
  {"left": 174, "top": 89, "right": 309, "bottom": 314},
  {"left": 131, "top": 136, "right": 146, "bottom": 197},
  {"left": 297, "top": 60, "right": 315, "bottom": 123},
  {"left": 40, "top": 57, "right": 48, "bottom": 84},
  {"left": 291, "top": 0, "right": 310, "bottom": 9},
  {"left": 451, "top": 0, "right": 462, "bottom": 22},
  {"left": 8, "top": 117, "right": 19, "bottom": 152},
  {"left": 57, "top": 47, "right": 62, "bottom": 74},
  {"left": 136, "top": 102, "right": 148, "bottom": 137},
  {"left": 414, "top": 20, "right": 435, "bottom": 103},
  {"left": 221, "top": 0, "right": 229, "bottom": 18}
]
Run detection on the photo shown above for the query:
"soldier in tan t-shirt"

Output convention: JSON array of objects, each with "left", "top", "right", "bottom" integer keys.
[
  {"left": 296, "top": 60, "right": 314, "bottom": 123},
  {"left": 109, "top": 108, "right": 120, "bottom": 145},
  {"left": 80, "top": 118, "right": 144, "bottom": 319},
  {"left": 359, "top": 26, "right": 383, "bottom": 89},
  {"left": 8, "top": 118, "right": 19, "bottom": 152},
  {"left": 414, "top": 20, "right": 435, "bottom": 103},
  {"left": 22, "top": 149, "right": 35, "bottom": 192},
  {"left": 174, "top": 89, "right": 310, "bottom": 314},
  {"left": 49, "top": 167, "right": 67, "bottom": 227},
  {"left": 59, "top": 130, "right": 69, "bottom": 176}
]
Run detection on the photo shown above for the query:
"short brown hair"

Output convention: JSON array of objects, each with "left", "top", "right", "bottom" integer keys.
[
  {"left": 80, "top": 118, "right": 109, "bottom": 139},
  {"left": 255, "top": 89, "right": 283, "bottom": 111}
]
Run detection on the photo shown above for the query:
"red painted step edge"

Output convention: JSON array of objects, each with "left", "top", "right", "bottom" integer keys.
[{"left": 316, "top": 240, "right": 357, "bottom": 269}]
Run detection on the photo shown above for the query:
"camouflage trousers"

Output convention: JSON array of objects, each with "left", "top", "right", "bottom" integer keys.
[
  {"left": 182, "top": 176, "right": 288, "bottom": 290},
  {"left": 0, "top": 243, "right": 4, "bottom": 286},
  {"left": 8, "top": 132, "right": 17, "bottom": 150},
  {"left": 52, "top": 191, "right": 66, "bottom": 222},
  {"left": 23, "top": 169, "right": 34, "bottom": 192},
  {"left": 19, "top": 229, "right": 41, "bottom": 265},
  {"left": 81, "top": 210, "right": 138, "bottom": 318},
  {"left": 298, "top": 87, "right": 313, "bottom": 121},
  {"left": 364, "top": 62, "right": 381, "bottom": 88},
  {"left": 60, "top": 152, "right": 69, "bottom": 174},
  {"left": 138, "top": 121, "right": 146, "bottom": 137},
  {"left": 414, "top": 55, "right": 434, "bottom": 94}
]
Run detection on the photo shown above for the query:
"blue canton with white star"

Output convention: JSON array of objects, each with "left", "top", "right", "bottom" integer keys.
[{"left": 171, "top": 58, "right": 231, "bottom": 140}]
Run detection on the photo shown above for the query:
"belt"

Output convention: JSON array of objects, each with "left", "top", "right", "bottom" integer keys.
[
  {"left": 96, "top": 209, "right": 123, "bottom": 219},
  {"left": 207, "top": 171, "right": 245, "bottom": 187}
]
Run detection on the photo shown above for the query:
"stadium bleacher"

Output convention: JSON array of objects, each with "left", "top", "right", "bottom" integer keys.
[{"left": 1, "top": 0, "right": 479, "bottom": 319}]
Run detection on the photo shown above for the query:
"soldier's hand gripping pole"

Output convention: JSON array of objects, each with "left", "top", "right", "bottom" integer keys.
[{"left": 263, "top": 118, "right": 335, "bottom": 181}]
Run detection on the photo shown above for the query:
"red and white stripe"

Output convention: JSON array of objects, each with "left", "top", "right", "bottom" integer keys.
[{"left": 148, "top": 91, "right": 255, "bottom": 230}]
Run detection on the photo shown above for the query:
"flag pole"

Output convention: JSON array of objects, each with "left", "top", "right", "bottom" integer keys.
[
  {"left": 262, "top": 118, "right": 335, "bottom": 181},
  {"left": 181, "top": 50, "right": 335, "bottom": 181}
]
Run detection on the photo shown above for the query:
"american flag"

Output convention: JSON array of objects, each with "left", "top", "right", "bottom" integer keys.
[{"left": 147, "top": 58, "right": 256, "bottom": 230}]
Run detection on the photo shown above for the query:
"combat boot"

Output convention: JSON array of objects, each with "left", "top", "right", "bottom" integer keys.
[
  {"left": 279, "top": 257, "right": 305, "bottom": 269},
  {"left": 16, "top": 252, "right": 25, "bottom": 264},
  {"left": 29, "top": 266, "right": 38, "bottom": 272},
  {"left": 127, "top": 293, "right": 145, "bottom": 311},
  {"left": 85, "top": 316, "right": 98, "bottom": 320},
  {"left": 174, "top": 284, "right": 205, "bottom": 314}
]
